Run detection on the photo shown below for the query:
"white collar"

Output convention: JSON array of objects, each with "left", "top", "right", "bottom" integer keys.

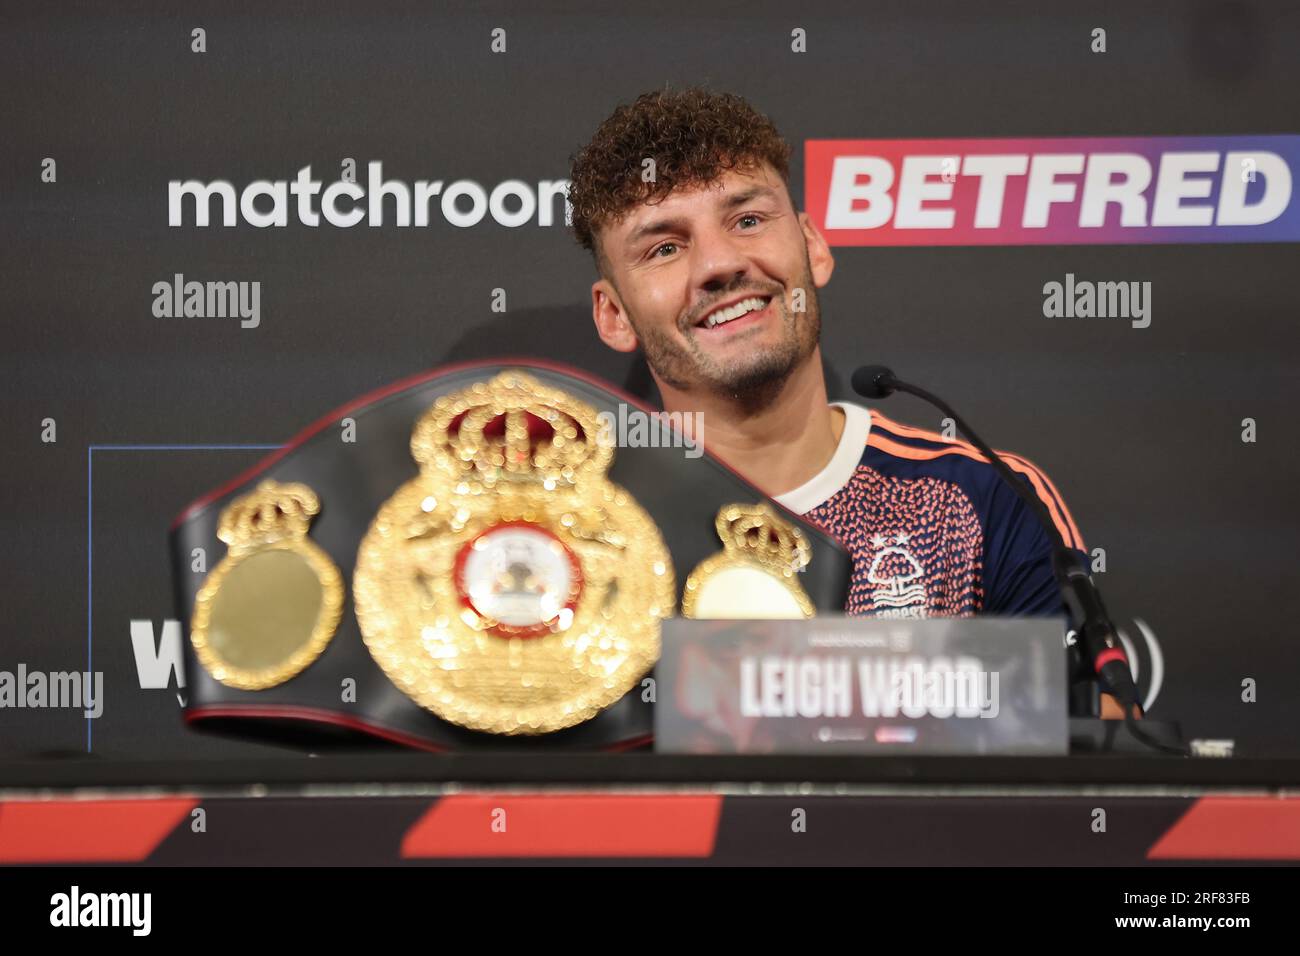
[{"left": 772, "top": 401, "right": 872, "bottom": 515}]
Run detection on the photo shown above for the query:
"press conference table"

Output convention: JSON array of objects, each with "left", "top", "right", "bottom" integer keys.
[{"left": 2, "top": 752, "right": 1298, "bottom": 866}]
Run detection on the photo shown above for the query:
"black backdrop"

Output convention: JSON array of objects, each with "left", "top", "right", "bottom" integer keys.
[{"left": 3, "top": 0, "right": 1298, "bottom": 760}]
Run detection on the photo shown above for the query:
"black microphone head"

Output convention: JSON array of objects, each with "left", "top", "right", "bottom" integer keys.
[{"left": 851, "top": 365, "right": 896, "bottom": 400}]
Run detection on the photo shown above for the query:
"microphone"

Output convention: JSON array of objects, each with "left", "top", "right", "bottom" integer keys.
[
  {"left": 850, "top": 365, "right": 897, "bottom": 400},
  {"left": 851, "top": 365, "right": 1187, "bottom": 756}
]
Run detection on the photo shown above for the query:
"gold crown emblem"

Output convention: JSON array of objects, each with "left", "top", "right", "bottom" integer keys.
[
  {"left": 411, "top": 371, "right": 612, "bottom": 486},
  {"left": 715, "top": 502, "right": 811, "bottom": 578},
  {"left": 217, "top": 480, "right": 321, "bottom": 548}
]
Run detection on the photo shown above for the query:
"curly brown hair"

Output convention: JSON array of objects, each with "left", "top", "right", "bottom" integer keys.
[{"left": 568, "top": 88, "right": 792, "bottom": 261}]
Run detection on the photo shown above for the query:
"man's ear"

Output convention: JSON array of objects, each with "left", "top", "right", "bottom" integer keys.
[
  {"left": 799, "top": 212, "right": 835, "bottom": 288},
  {"left": 591, "top": 278, "right": 639, "bottom": 353}
]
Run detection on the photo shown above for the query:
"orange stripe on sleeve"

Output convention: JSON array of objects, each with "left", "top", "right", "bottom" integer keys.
[
  {"left": 869, "top": 413, "right": 1084, "bottom": 549},
  {"left": 1001, "top": 452, "right": 1085, "bottom": 550},
  {"left": 866, "top": 431, "right": 1079, "bottom": 549}
]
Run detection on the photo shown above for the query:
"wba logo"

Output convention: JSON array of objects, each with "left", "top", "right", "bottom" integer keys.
[
  {"left": 129, "top": 619, "right": 186, "bottom": 691},
  {"left": 806, "top": 135, "right": 1300, "bottom": 245}
]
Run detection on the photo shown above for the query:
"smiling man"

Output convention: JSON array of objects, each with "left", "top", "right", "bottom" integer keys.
[{"left": 568, "top": 88, "right": 1091, "bottom": 627}]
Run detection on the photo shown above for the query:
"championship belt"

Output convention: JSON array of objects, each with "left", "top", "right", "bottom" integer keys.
[{"left": 171, "top": 360, "right": 851, "bottom": 751}]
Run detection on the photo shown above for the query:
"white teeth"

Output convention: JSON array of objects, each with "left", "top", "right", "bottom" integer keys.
[{"left": 703, "top": 296, "right": 768, "bottom": 329}]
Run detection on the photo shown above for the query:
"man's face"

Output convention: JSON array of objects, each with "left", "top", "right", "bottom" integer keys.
[{"left": 590, "top": 163, "right": 834, "bottom": 399}]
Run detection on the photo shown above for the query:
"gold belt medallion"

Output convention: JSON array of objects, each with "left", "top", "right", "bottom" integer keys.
[
  {"left": 191, "top": 480, "right": 345, "bottom": 690},
  {"left": 353, "top": 371, "right": 675, "bottom": 735},
  {"left": 682, "top": 503, "right": 815, "bottom": 619}
]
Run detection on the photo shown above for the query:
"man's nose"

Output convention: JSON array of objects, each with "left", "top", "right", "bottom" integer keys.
[{"left": 688, "top": 225, "right": 752, "bottom": 293}]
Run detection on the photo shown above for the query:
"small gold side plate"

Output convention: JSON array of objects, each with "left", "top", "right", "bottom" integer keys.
[
  {"left": 191, "top": 480, "right": 344, "bottom": 690},
  {"left": 682, "top": 503, "right": 815, "bottom": 619}
]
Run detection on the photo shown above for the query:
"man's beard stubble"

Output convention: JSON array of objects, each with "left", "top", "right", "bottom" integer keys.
[{"left": 629, "top": 263, "right": 822, "bottom": 413}]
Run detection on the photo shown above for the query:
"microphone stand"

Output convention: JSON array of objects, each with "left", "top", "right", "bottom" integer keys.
[{"left": 853, "top": 366, "right": 1189, "bottom": 757}]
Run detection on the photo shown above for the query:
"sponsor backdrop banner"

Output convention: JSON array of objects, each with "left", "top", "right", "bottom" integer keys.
[
  {"left": 806, "top": 135, "right": 1300, "bottom": 246},
  {"left": 2, "top": 0, "right": 1297, "bottom": 759}
]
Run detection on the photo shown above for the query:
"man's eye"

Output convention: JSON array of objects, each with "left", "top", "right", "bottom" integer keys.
[
  {"left": 651, "top": 243, "right": 677, "bottom": 258},
  {"left": 738, "top": 214, "right": 762, "bottom": 228}
]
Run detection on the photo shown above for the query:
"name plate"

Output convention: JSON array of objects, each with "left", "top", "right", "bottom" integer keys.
[{"left": 655, "top": 616, "right": 1068, "bottom": 755}]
